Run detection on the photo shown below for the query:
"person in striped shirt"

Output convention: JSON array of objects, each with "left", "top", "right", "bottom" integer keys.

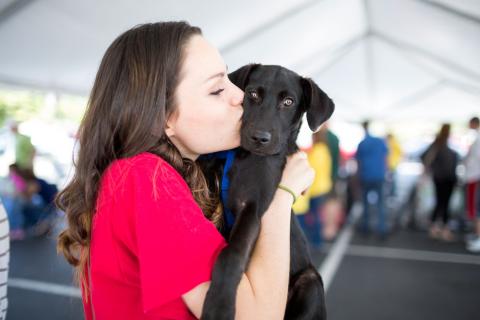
[{"left": 0, "top": 199, "right": 9, "bottom": 319}]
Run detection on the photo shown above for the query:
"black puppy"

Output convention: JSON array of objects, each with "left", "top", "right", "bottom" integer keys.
[{"left": 200, "top": 64, "right": 334, "bottom": 320}]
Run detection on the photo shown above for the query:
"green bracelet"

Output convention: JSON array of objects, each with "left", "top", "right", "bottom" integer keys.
[{"left": 278, "top": 184, "right": 298, "bottom": 203}]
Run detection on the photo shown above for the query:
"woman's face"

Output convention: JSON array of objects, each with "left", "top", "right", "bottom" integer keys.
[{"left": 165, "top": 35, "right": 244, "bottom": 160}]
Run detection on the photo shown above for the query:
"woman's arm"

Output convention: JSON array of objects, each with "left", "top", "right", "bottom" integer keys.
[
  {"left": 183, "top": 151, "right": 313, "bottom": 319},
  {"left": 182, "top": 189, "right": 293, "bottom": 319}
]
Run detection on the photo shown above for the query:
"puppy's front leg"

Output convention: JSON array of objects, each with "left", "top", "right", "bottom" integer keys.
[{"left": 201, "top": 203, "right": 261, "bottom": 320}]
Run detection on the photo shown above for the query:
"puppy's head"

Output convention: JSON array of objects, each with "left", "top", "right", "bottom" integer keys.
[{"left": 229, "top": 64, "right": 334, "bottom": 156}]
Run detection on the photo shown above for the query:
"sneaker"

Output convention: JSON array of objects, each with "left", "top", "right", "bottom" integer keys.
[
  {"left": 464, "top": 233, "right": 478, "bottom": 243},
  {"left": 467, "top": 237, "right": 480, "bottom": 253}
]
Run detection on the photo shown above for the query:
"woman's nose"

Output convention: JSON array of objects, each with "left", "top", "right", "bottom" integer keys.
[{"left": 231, "top": 85, "right": 244, "bottom": 106}]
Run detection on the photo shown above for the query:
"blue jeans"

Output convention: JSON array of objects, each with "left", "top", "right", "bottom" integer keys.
[
  {"left": 23, "top": 194, "right": 49, "bottom": 228},
  {"left": 297, "top": 195, "right": 326, "bottom": 248},
  {"left": 1, "top": 194, "right": 49, "bottom": 230},
  {"left": 360, "top": 180, "right": 387, "bottom": 234},
  {"left": 386, "top": 170, "right": 397, "bottom": 198},
  {"left": 1, "top": 195, "right": 26, "bottom": 230}
]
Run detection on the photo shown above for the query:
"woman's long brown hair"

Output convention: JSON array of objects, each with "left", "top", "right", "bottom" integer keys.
[
  {"left": 433, "top": 123, "right": 451, "bottom": 147},
  {"left": 56, "top": 22, "right": 223, "bottom": 293}
]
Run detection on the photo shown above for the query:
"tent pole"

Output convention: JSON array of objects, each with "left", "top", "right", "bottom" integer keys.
[
  {"left": 365, "top": 35, "right": 377, "bottom": 117},
  {"left": 415, "top": 0, "right": 480, "bottom": 25},
  {"left": 0, "top": 0, "right": 36, "bottom": 27},
  {"left": 363, "top": 0, "right": 377, "bottom": 116}
]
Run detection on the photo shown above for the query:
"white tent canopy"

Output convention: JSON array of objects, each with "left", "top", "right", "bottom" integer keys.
[{"left": 1, "top": 0, "right": 479, "bottom": 122}]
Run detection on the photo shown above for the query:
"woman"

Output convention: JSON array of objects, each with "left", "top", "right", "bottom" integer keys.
[
  {"left": 56, "top": 22, "right": 313, "bottom": 319},
  {"left": 421, "top": 124, "right": 458, "bottom": 241}
]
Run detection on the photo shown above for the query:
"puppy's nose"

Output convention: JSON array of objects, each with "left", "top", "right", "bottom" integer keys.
[{"left": 251, "top": 131, "right": 271, "bottom": 145}]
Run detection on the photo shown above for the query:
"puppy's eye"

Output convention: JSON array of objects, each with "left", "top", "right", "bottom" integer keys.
[
  {"left": 283, "top": 98, "right": 294, "bottom": 106},
  {"left": 249, "top": 91, "right": 259, "bottom": 99}
]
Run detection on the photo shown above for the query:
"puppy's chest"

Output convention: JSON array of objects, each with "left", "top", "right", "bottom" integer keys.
[{"left": 228, "top": 155, "right": 284, "bottom": 196}]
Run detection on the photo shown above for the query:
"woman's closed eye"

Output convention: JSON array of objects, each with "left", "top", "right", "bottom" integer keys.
[{"left": 210, "top": 88, "right": 224, "bottom": 96}]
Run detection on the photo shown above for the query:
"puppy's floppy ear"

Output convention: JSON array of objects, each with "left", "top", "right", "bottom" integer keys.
[
  {"left": 301, "top": 77, "right": 335, "bottom": 132},
  {"left": 228, "top": 63, "right": 260, "bottom": 90}
]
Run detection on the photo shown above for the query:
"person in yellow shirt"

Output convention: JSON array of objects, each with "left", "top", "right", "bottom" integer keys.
[
  {"left": 386, "top": 133, "right": 403, "bottom": 198},
  {"left": 293, "top": 129, "right": 332, "bottom": 249}
]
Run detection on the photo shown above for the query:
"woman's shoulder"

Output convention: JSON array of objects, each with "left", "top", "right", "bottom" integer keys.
[
  {"left": 107, "top": 152, "right": 178, "bottom": 177},
  {"left": 109, "top": 151, "right": 164, "bottom": 167},
  {"left": 101, "top": 152, "right": 188, "bottom": 196}
]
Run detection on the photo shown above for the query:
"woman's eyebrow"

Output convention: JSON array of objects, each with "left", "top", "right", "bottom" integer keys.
[{"left": 205, "top": 72, "right": 225, "bottom": 83}]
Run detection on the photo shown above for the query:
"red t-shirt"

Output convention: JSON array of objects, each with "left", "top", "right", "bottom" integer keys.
[{"left": 83, "top": 152, "right": 227, "bottom": 319}]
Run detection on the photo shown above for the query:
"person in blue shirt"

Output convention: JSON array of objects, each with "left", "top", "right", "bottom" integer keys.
[{"left": 355, "top": 121, "right": 389, "bottom": 238}]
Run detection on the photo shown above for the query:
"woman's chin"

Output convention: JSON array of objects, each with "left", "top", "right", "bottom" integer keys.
[{"left": 231, "top": 136, "right": 242, "bottom": 149}]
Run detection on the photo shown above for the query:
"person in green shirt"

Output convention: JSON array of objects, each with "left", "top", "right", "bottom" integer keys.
[
  {"left": 325, "top": 124, "right": 340, "bottom": 183},
  {"left": 10, "top": 122, "right": 35, "bottom": 170}
]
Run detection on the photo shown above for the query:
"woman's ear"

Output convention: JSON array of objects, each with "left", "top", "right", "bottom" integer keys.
[
  {"left": 165, "top": 128, "right": 174, "bottom": 138},
  {"left": 151, "top": 115, "right": 174, "bottom": 138},
  {"left": 162, "top": 111, "right": 178, "bottom": 138},
  {"left": 164, "top": 119, "right": 175, "bottom": 138},
  {"left": 301, "top": 77, "right": 335, "bottom": 132}
]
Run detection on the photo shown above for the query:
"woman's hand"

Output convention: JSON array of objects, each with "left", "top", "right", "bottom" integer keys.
[{"left": 280, "top": 150, "right": 315, "bottom": 197}]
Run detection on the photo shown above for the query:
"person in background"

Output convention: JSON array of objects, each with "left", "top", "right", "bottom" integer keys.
[
  {"left": 421, "top": 124, "right": 458, "bottom": 242},
  {"left": 1, "top": 164, "right": 28, "bottom": 240},
  {"left": 324, "top": 122, "right": 340, "bottom": 185},
  {"left": 297, "top": 129, "right": 332, "bottom": 249},
  {"left": 0, "top": 199, "right": 9, "bottom": 320},
  {"left": 464, "top": 116, "right": 480, "bottom": 252},
  {"left": 321, "top": 124, "right": 343, "bottom": 240},
  {"left": 1, "top": 164, "right": 56, "bottom": 240},
  {"left": 386, "top": 132, "right": 403, "bottom": 199},
  {"left": 10, "top": 121, "right": 35, "bottom": 171},
  {"left": 355, "top": 121, "right": 389, "bottom": 238},
  {"left": 18, "top": 167, "right": 57, "bottom": 235}
]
